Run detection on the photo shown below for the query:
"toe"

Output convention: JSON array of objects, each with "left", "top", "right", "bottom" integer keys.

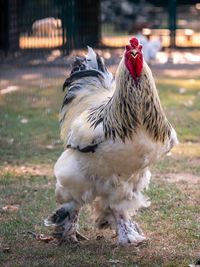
[{"left": 76, "top": 231, "right": 89, "bottom": 241}]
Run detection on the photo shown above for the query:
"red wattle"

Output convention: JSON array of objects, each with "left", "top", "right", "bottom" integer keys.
[{"left": 125, "top": 55, "right": 143, "bottom": 80}]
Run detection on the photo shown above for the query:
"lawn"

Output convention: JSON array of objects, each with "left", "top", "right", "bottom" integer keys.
[{"left": 0, "top": 66, "right": 200, "bottom": 267}]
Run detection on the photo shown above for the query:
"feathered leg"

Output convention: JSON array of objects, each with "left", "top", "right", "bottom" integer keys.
[
  {"left": 115, "top": 170, "right": 150, "bottom": 245},
  {"left": 95, "top": 205, "right": 146, "bottom": 245},
  {"left": 44, "top": 150, "right": 91, "bottom": 242},
  {"left": 114, "top": 214, "right": 146, "bottom": 245},
  {"left": 94, "top": 170, "right": 151, "bottom": 245},
  {"left": 44, "top": 202, "right": 88, "bottom": 242}
]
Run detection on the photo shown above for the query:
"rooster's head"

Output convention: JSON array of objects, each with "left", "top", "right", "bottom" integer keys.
[{"left": 125, "top": 37, "right": 143, "bottom": 80}]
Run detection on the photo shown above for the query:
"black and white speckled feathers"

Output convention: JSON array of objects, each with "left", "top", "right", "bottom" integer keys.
[
  {"left": 60, "top": 47, "right": 172, "bottom": 146},
  {"left": 88, "top": 60, "right": 171, "bottom": 143}
]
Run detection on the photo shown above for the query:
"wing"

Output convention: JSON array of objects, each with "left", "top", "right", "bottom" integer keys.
[
  {"left": 66, "top": 110, "right": 105, "bottom": 153},
  {"left": 60, "top": 47, "right": 114, "bottom": 147}
]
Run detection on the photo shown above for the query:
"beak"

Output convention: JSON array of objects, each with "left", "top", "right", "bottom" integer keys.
[{"left": 131, "top": 49, "right": 138, "bottom": 58}]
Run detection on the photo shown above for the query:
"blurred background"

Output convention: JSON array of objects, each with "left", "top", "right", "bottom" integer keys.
[
  {"left": 0, "top": 2, "right": 200, "bottom": 266},
  {"left": 0, "top": 0, "right": 200, "bottom": 57}
]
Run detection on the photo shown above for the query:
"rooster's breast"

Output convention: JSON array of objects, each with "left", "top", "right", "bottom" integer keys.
[{"left": 82, "top": 131, "right": 167, "bottom": 180}]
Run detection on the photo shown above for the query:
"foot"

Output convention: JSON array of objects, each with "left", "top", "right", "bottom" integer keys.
[
  {"left": 116, "top": 218, "right": 147, "bottom": 246},
  {"left": 44, "top": 202, "right": 88, "bottom": 242},
  {"left": 52, "top": 229, "right": 88, "bottom": 243}
]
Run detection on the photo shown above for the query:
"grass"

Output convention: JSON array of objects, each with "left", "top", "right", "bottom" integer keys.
[
  {"left": 156, "top": 78, "right": 200, "bottom": 142},
  {"left": 0, "top": 69, "right": 200, "bottom": 266},
  {"left": 0, "top": 85, "right": 62, "bottom": 164},
  {"left": 0, "top": 174, "right": 199, "bottom": 267}
]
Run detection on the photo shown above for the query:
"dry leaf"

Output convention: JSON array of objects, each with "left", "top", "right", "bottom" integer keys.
[
  {"left": 109, "top": 259, "right": 121, "bottom": 264},
  {"left": 46, "top": 145, "right": 54, "bottom": 150},
  {"left": 2, "top": 205, "right": 20, "bottom": 212},
  {"left": 178, "top": 87, "right": 186, "bottom": 94},
  {"left": 1, "top": 86, "right": 19, "bottom": 94},
  {"left": 36, "top": 234, "right": 55, "bottom": 243},
  {"left": 20, "top": 118, "right": 28, "bottom": 124}
]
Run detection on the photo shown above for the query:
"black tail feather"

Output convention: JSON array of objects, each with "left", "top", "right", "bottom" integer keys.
[{"left": 63, "top": 70, "right": 104, "bottom": 91}]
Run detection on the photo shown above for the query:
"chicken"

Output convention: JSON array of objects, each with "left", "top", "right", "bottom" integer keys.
[
  {"left": 135, "top": 33, "right": 162, "bottom": 63},
  {"left": 44, "top": 37, "right": 178, "bottom": 245},
  {"left": 32, "top": 17, "right": 62, "bottom": 37}
]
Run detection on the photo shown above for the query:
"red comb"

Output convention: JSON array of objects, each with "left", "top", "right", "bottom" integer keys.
[
  {"left": 125, "top": 45, "right": 132, "bottom": 51},
  {"left": 129, "top": 37, "right": 139, "bottom": 48}
]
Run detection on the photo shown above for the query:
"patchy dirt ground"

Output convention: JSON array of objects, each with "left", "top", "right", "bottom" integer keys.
[
  {"left": 1, "top": 163, "right": 200, "bottom": 185},
  {"left": 0, "top": 164, "right": 53, "bottom": 177},
  {"left": 165, "top": 173, "right": 200, "bottom": 184}
]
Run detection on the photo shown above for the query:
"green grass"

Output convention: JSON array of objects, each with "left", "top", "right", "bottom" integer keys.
[
  {"left": 0, "top": 73, "right": 200, "bottom": 266},
  {"left": 157, "top": 78, "right": 200, "bottom": 142},
  {"left": 0, "top": 85, "right": 62, "bottom": 164},
  {"left": 0, "top": 174, "right": 199, "bottom": 267}
]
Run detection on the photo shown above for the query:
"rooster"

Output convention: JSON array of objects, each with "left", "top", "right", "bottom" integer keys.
[
  {"left": 135, "top": 33, "right": 162, "bottom": 63},
  {"left": 45, "top": 37, "right": 178, "bottom": 245}
]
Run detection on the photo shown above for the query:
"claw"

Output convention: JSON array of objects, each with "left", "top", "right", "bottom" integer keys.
[
  {"left": 132, "top": 221, "right": 145, "bottom": 236},
  {"left": 53, "top": 231, "right": 88, "bottom": 243},
  {"left": 44, "top": 204, "right": 89, "bottom": 243},
  {"left": 44, "top": 203, "right": 81, "bottom": 242},
  {"left": 76, "top": 230, "right": 89, "bottom": 241}
]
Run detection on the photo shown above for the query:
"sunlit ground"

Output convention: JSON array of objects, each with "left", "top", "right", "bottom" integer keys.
[
  {"left": 102, "top": 32, "right": 200, "bottom": 48},
  {"left": 19, "top": 35, "right": 66, "bottom": 49},
  {"left": 19, "top": 31, "right": 200, "bottom": 49}
]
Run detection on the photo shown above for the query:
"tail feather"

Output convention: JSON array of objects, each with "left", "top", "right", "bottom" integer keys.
[
  {"left": 63, "top": 69, "right": 103, "bottom": 91},
  {"left": 85, "top": 46, "right": 99, "bottom": 69},
  {"left": 64, "top": 47, "right": 113, "bottom": 90},
  {"left": 86, "top": 46, "right": 110, "bottom": 77},
  {"left": 61, "top": 46, "right": 114, "bottom": 112}
]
